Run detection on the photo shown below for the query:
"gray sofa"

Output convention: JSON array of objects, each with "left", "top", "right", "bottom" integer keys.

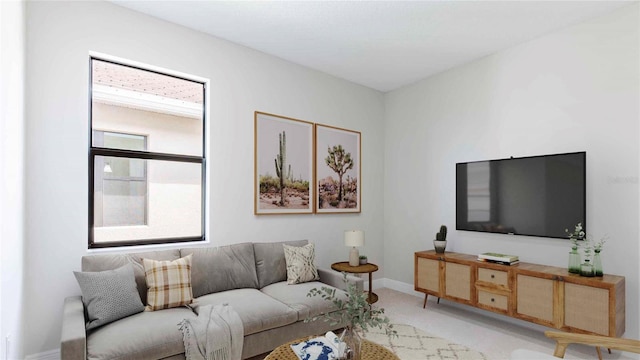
[{"left": 61, "top": 240, "right": 362, "bottom": 360}]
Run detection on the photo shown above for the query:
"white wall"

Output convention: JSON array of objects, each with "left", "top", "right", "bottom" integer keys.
[
  {"left": 1, "top": 1, "right": 26, "bottom": 359},
  {"left": 384, "top": 3, "right": 639, "bottom": 340},
  {"left": 24, "top": 1, "right": 384, "bottom": 356}
]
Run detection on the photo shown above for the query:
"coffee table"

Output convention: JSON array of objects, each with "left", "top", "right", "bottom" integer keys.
[{"left": 264, "top": 336, "right": 399, "bottom": 360}]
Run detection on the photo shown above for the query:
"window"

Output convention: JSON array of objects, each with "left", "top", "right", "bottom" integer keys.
[{"left": 89, "top": 57, "right": 206, "bottom": 248}]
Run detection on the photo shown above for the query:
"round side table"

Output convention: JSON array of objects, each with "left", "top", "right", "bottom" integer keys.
[{"left": 331, "top": 262, "right": 379, "bottom": 304}]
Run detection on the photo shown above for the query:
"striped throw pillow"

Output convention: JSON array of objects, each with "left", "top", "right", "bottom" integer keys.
[{"left": 143, "top": 254, "right": 193, "bottom": 311}]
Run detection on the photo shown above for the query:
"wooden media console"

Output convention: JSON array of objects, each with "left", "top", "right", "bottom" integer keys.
[{"left": 414, "top": 250, "right": 625, "bottom": 337}]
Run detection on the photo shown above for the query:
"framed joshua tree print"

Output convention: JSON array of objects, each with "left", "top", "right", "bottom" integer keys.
[
  {"left": 254, "top": 112, "right": 314, "bottom": 215},
  {"left": 315, "top": 124, "right": 361, "bottom": 214}
]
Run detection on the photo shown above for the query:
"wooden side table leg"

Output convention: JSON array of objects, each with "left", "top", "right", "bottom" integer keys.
[
  {"left": 423, "top": 294, "right": 428, "bottom": 308},
  {"left": 437, "top": 297, "right": 440, "bottom": 304},
  {"left": 368, "top": 272, "right": 373, "bottom": 303}
]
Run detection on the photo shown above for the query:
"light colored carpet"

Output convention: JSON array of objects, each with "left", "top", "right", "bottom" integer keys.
[{"left": 363, "top": 323, "right": 490, "bottom": 360}]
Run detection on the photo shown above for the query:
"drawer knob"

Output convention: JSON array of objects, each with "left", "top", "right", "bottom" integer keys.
[
  {"left": 491, "top": 274, "right": 495, "bottom": 279},
  {"left": 491, "top": 298, "right": 495, "bottom": 302}
]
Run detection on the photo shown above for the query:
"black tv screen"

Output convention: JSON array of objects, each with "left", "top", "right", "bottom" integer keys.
[{"left": 456, "top": 152, "right": 585, "bottom": 239}]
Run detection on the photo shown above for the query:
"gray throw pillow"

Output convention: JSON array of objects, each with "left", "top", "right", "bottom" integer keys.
[{"left": 74, "top": 263, "right": 145, "bottom": 330}]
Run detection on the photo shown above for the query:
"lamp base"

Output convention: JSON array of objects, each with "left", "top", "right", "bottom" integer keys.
[{"left": 349, "top": 247, "right": 360, "bottom": 266}]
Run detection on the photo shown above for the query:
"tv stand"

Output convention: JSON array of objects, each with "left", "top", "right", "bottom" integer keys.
[{"left": 414, "top": 250, "right": 625, "bottom": 337}]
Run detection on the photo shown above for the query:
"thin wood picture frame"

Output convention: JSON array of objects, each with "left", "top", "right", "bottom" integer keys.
[
  {"left": 254, "top": 111, "right": 314, "bottom": 215},
  {"left": 315, "top": 124, "right": 361, "bottom": 213}
]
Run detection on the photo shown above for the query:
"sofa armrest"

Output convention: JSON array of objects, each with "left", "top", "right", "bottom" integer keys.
[
  {"left": 61, "top": 296, "right": 86, "bottom": 360},
  {"left": 318, "top": 268, "right": 364, "bottom": 292}
]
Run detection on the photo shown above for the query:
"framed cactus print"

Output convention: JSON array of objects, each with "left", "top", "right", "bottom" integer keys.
[
  {"left": 254, "top": 112, "right": 314, "bottom": 215},
  {"left": 315, "top": 124, "right": 361, "bottom": 214}
]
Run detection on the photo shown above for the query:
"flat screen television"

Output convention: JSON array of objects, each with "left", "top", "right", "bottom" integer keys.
[{"left": 456, "top": 152, "right": 585, "bottom": 239}]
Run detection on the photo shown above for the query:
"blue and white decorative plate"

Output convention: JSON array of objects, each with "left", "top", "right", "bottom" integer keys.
[{"left": 290, "top": 337, "right": 337, "bottom": 360}]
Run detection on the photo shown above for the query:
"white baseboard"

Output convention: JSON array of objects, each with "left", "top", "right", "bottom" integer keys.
[
  {"left": 24, "top": 349, "right": 59, "bottom": 360},
  {"left": 380, "top": 278, "right": 424, "bottom": 298},
  {"left": 364, "top": 277, "right": 424, "bottom": 298},
  {"left": 364, "top": 278, "right": 386, "bottom": 290}
]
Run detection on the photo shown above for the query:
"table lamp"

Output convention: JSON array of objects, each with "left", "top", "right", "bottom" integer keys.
[{"left": 344, "top": 230, "right": 364, "bottom": 266}]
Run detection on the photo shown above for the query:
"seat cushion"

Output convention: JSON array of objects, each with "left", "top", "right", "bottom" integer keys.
[
  {"left": 86, "top": 307, "right": 194, "bottom": 360},
  {"left": 195, "top": 288, "right": 297, "bottom": 336},
  {"left": 253, "top": 240, "right": 308, "bottom": 289},
  {"left": 180, "top": 243, "right": 259, "bottom": 297},
  {"left": 260, "top": 281, "right": 346, "bottom": 320}
]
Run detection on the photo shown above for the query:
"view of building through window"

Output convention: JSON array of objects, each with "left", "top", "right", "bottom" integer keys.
[
  {"left": 89, "top": 58, "right": 206, "bottom": 247},
  {"left": 94, "top": 131, "right": 147, "bottom": 227}
]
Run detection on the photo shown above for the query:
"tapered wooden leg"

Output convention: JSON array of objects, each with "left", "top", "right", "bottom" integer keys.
[
  {"left": 607, "top": 348, "right": 612, "bottom": 354},
  {"left": 595, "top": 347, "right": 603, "bottom": 360},
  {"left": 437, "top": 297, "right": 440, "bottom": 304},
  {"left": 553, "top": 343, "right": 568, "bottom": 358},
  {"left": 423, "top": 294, "right": 428, "bottom": 308}
]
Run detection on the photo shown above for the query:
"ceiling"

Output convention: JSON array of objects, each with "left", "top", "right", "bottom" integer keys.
[{"left": 111, "top": 1, "right": 635, "bottom": 92}]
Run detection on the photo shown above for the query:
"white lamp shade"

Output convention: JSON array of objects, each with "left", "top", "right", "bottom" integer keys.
[{"left": 344, "top": 230, "right": 364, "bottom": 247}]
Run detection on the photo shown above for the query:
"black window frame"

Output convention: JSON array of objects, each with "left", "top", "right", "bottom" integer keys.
[{"left": 88, "top": 57, "right": 207, "bottom": 249}]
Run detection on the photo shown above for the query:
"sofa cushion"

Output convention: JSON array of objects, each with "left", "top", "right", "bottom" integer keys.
[
  {"left": 253, "top": 240, "right": 308, "bottom": 288},
  {"left": 284, "top": 243, "right": 319, "bottom": 284},
  {"left": 260, "top": 281, "right": 346, "bottom": 321},
  {"left": 74, "top": 264, "right": 144, "bottom": 330},
  {"left": 86, "top": 307, "right": 195, "bottom": 360},
  {"left": 195, "top": 288, "right": 297, "bottom": 336},
  {"left": 180, "top": 243, "right": 259, "bottom": 297},
  {"left": 143, "top": 255, "right": 193, "bottom": 311},
  {"left": 82, "top": 249, "right": 180, "bottom": 305}
]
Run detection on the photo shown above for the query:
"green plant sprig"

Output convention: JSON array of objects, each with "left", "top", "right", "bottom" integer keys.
[{"left": 306, "top": 273, "right": 396, "bottom": 337}]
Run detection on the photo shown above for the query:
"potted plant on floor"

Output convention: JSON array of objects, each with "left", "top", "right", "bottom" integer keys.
[{"left": 306, "top": 274, "right": 396, "bottom": 360}]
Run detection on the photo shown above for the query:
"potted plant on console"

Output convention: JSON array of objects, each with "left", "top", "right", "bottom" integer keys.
[
  {"left": 433, "top": 225, "right": 447, "bottom": 254},
  {"left": 566, "top": 222, "right": 607, "bottom": 277}
]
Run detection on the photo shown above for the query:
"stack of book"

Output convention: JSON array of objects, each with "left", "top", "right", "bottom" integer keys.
[{"left": 477, "top": 252, "right": 520, "bottom": 265}]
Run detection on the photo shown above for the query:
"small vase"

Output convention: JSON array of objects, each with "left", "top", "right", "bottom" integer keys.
[
  {"left": 580, "top": 259, "right": 594, "bottom": 277},
  {"left": 568, "top": 247, "right": 581, "bottom": 274},
  {"left": 359, "top": 258, "right": 367, "bottom": 265},
  {"left": 593, "top": 250, "right": 603, "bottom": 277},
  {"left": 341, "top": 326, "right": 361, "bottom": 360},
  {"left": 433, "top": 240, "right": 447, "bottom": 254}
]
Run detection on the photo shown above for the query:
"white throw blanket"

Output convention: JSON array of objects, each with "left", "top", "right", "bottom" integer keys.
[{"left": 179, "top": 304, "right": 244, "bottom": 360}]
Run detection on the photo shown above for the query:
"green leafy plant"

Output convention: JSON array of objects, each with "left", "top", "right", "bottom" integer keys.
[
  {"left": 359, "top": 255, "right": 367, "bottom": 260},
  {"left": 306, "top": 273, "right": 396, "bottom": 336},
  {"left": 565, "top": 222, "right": 607, "bottom": 260},
  {"left": 565, "top": 222, "right": 585, "bottom": 249}
]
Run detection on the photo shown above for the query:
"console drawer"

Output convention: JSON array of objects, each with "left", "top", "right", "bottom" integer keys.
[
  {"left": 478, "top": 268, "right": 508, "bottom": 287},
  {"left": 478, "top": 291, "right": 508, "bottom": 311}
]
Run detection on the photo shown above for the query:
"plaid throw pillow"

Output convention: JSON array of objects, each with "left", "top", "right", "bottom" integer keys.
[{"left": 143, "top": 254, "right": 193, "bottom": 311}]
